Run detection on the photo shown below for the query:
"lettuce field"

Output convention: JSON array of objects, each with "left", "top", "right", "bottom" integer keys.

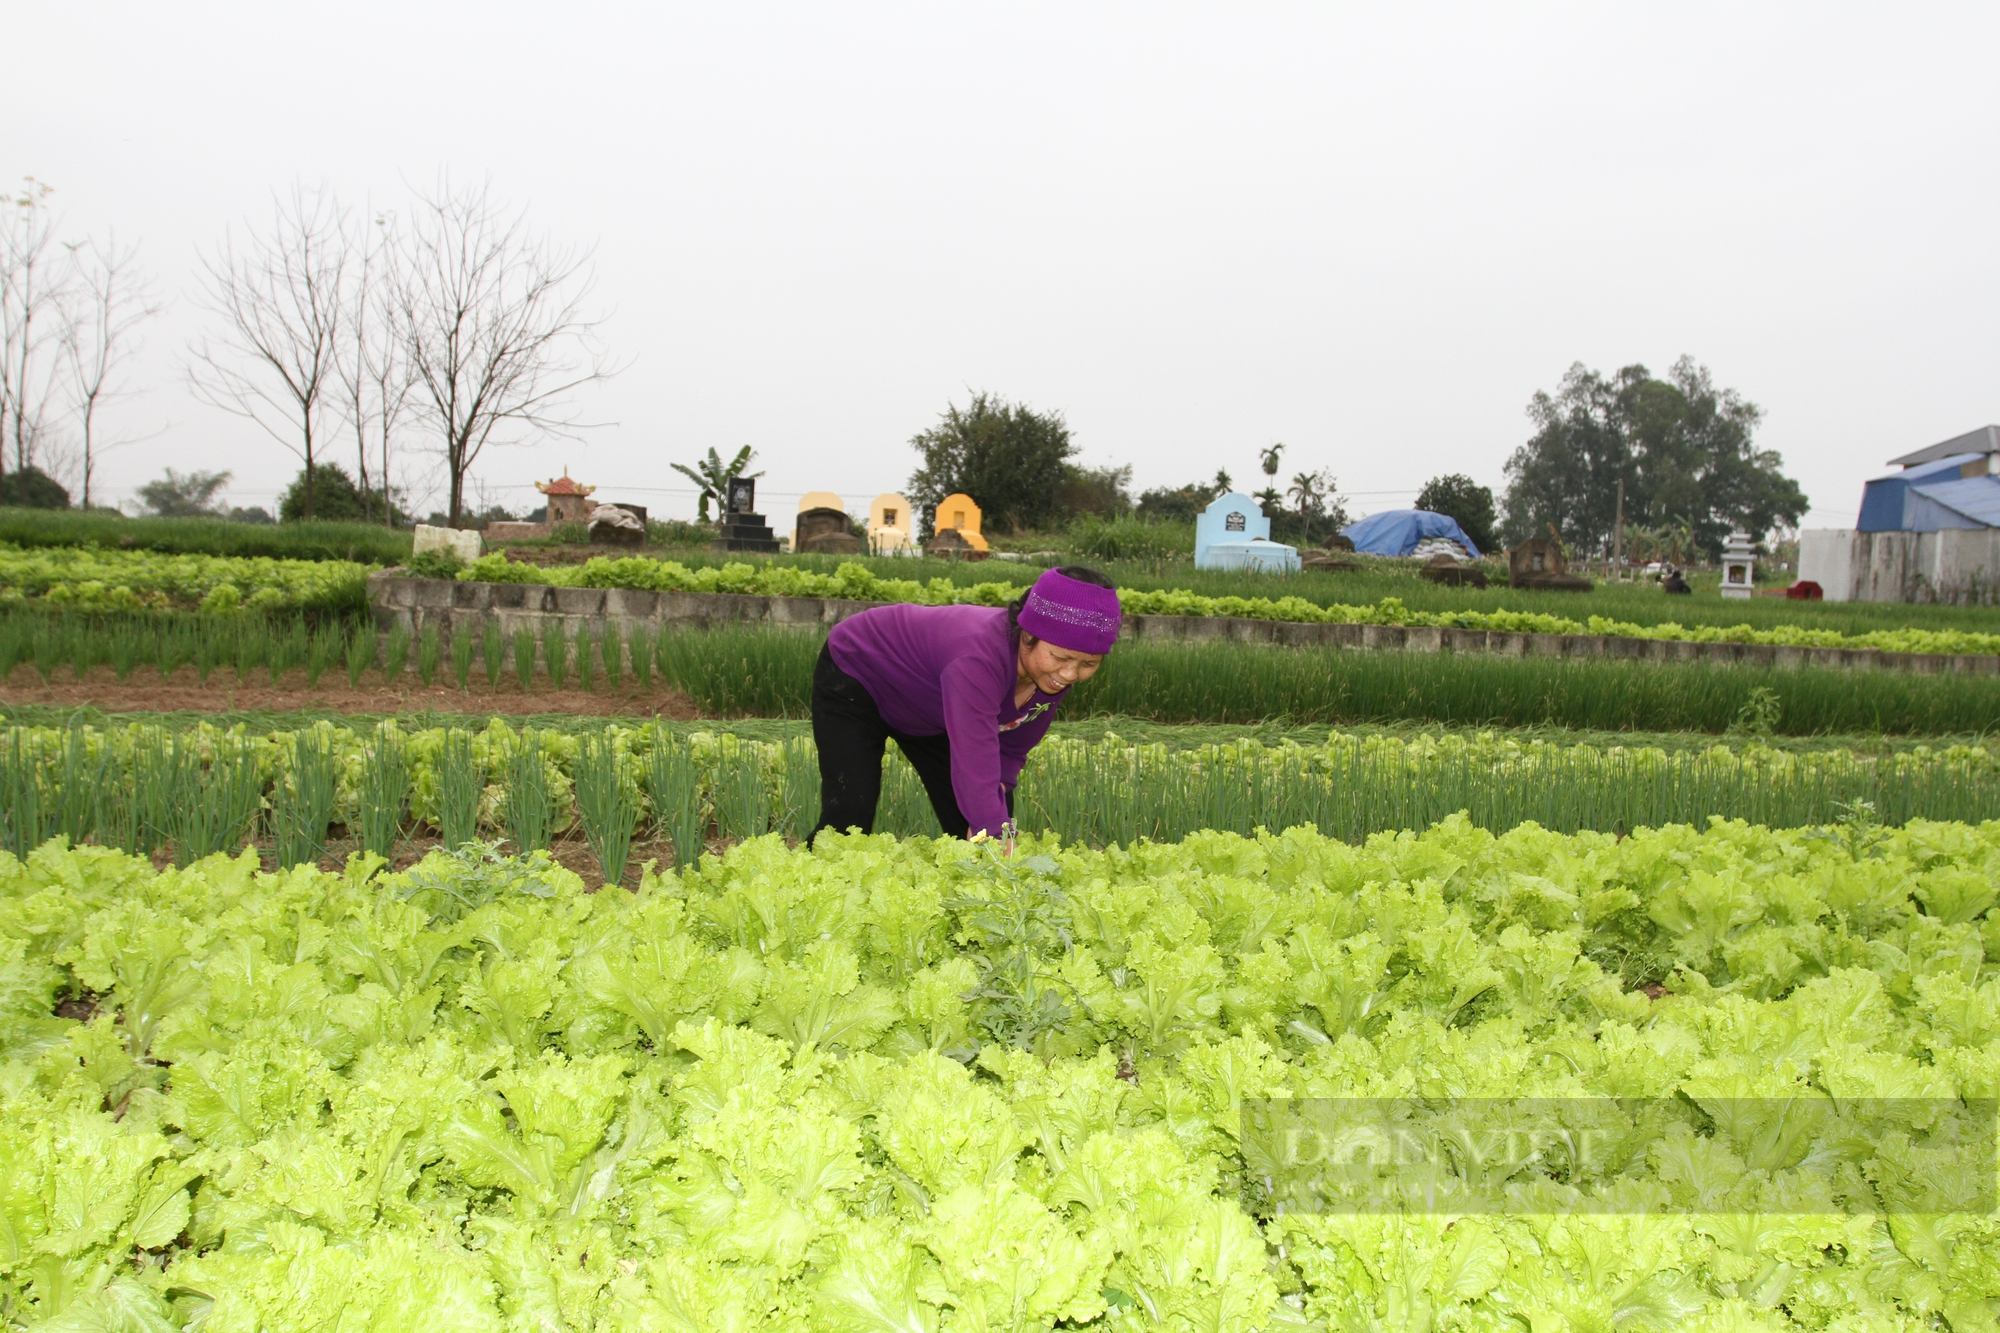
[
  {"left": 4, "top": 817, "right": 1998, "bottom": 1330},
  {"left": 6, "top": 522, "right": 2000, "bottom": 1332}
]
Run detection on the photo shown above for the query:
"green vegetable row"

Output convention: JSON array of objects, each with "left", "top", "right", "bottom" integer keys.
[
  {"left": 5, "top": 720, "right": 1996, "bottom": 881},
  {"left": 454, "top": 553, "right": 2000, "bottom": 656},
  {"left": 0, "top": 543, "right": 372, "bottom": 613},
  {"left": 7, "top": 541, "right": 1998, "bottom": 656},
  {"left": 3, "top": 818, "right": 1996, "bottom": 1328}
]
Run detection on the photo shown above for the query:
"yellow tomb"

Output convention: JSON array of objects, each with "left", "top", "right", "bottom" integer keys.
[{"left": 932, "top": 492, "right": 989, "bottom": 553}]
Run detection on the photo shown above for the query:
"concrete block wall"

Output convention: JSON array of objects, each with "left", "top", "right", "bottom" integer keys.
[
  {"left": 368, "top": 572, "right": 2000, "bottom": 677},
  {"left": 1800, "top": 528, "right": 2000, "bottom": 604},
  {"left": 368, "top": 571, "right": 878, "bottom": 671}
]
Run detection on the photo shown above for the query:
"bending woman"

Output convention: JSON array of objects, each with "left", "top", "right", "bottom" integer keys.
[{"left": 810, "top": 565, "right": 1119, "bottom": 842}]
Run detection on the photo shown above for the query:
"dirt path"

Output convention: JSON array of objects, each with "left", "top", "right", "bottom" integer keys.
[{"left": 0, "top": 664, "right": 701, "bottom": 719}]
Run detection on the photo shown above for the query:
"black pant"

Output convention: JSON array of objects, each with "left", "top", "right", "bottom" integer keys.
[{"left": 810, "top": 643, "right": 1011, "bottom": 840}]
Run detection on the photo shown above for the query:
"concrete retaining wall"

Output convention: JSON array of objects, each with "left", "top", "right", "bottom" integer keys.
[{"left": 368, "top": 572, "right": 2000, "bottom": 676}]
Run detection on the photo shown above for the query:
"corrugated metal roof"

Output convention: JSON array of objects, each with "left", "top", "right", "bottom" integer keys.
[
  {"left": 1888, "top": 425, "right": 2000, "bottom": 468},
  {"left": 1884, "top": 452, "right": 1987, "bottom": 483},
  {"left": 1906, "top": 476, "right": 2000, "bottom": 527}
]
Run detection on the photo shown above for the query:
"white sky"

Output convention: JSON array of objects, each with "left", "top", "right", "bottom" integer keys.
[{"left": 7, "top": 3, "right": 1997, "bottom": 527}]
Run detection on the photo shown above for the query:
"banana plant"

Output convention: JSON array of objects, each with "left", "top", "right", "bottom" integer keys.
[{"left": 670, "top": 445, "right": 763, "bottom": 522}]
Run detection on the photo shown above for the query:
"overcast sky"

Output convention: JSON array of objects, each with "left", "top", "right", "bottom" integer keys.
[{"left": 8, "top": 3, "right": 1996, "bottom": 526}]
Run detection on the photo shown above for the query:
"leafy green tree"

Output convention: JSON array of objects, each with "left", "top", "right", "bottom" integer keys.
[
  {"left": 1056, "top": 463, "right": 1132, "bottom": 517},
  {"left": 136, "top": 468, "right": 231, "bottom": 517},
  {"left": 278, "top": 463, "right": 366, "bottom": 522},
  {"left": 1500, "top": 358, "right": 1806, "bottom": 557},
  {"left": 906, "top": 392, "right": 1075, "bottom": 535},
  {"left": 1135, "top": 470, "right": 1231, "bottom": 524},
  {"left": 1414, "top": 473, "right": 1498, "bottom": 554},
  {"left": 670, "top": 446, "right": 761, "bottom": 522}
]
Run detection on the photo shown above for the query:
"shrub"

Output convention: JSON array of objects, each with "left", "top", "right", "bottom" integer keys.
[
  {"left": 0, "top": 467, "right": 71, "bottom": 510},
  {"left": 404, "top": 549, "right": 464, "bottom": 580},
  {"left": 278, "top": 463, "right": 369, "bottom": 523},
  {"left": 1066, "top": 513, "right": 1192, "bottom": 562}
]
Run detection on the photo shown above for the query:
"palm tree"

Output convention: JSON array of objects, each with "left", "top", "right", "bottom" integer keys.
[
  {"left": 670, "top": 446, "right": 763, "bottom": 522},
  {"left": 1287, "top": 470, "right": 1325, "bottom": 546},
  {"left": 1258, "top": 443, "right": 1285, "bottom": 483}
]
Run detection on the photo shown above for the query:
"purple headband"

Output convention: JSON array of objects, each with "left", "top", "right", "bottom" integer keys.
[{"left": 1016, "top": 568, "right": 1121, "bottom": 655}]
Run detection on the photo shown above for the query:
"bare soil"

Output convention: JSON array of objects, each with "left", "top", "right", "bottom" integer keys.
[{"left": 0, "top": 664, "right": 701, "bottom": 719}]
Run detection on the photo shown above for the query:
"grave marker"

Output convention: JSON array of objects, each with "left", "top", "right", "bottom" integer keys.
[
  {"left": 1194, "top": 492, "right": 1298, "bottom": 571},
  {"left": 869, "top": 493, "right": 914, "bottom": 554},
  {"left": 932, "top": 492, "right": 989, "bottom": 553},
  {"left": 794, "top": 492, "right": 861, "bottom": 553}
]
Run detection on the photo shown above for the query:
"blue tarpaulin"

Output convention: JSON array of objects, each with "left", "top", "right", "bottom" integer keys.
[{"left": 1340, "top": 509, "right": 1481, "bottom": 558}]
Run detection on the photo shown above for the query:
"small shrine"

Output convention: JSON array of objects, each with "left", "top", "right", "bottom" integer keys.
[
  {"left": 1720, "top": 530, "right": 1756, "bottom": 599},
  {"left": 535, "top": 470, "right": 596, "bottom": 524},
  {"left": 869, "top": 493, "right": 914, "bottom": 555}
]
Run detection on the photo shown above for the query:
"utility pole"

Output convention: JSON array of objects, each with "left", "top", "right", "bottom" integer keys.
[{"left": 1613, "top": 478, "right": 1626, "bottom": 582}]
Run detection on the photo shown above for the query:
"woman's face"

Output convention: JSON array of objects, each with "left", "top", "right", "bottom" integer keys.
[{"left": 1018, "top": 636, "right": 1104, "bottom": 694}]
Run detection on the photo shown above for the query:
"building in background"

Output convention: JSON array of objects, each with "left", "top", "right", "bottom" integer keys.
[{"left": 1799, "top": 426, "right": 2000, "bottom": 603}]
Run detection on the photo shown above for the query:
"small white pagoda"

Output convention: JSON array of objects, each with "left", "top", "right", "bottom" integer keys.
[{"left": 1720, "top": 531, "right": 1756, "bottom": 599}]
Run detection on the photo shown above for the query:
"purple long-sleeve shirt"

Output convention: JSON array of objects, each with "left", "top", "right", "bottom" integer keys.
[{"left": 827, "top": 603, "right": 1064, "bottom": 837}]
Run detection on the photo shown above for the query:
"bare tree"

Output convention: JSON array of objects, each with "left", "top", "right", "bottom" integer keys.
[
  {"left": 61, "top": 232, "right": 162, "bottom": 509},
  {"left": 188, "top": 184, "right": 348, "bottom": 520},
  {"left": 0, "top": 178, "right": 74, "bottom": 488},
  {"left": 337, "top": 206, "right": 414, "bottom": 526},
  {"left": 395, "top": 176, "right": 615, "bottom": 527}
]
